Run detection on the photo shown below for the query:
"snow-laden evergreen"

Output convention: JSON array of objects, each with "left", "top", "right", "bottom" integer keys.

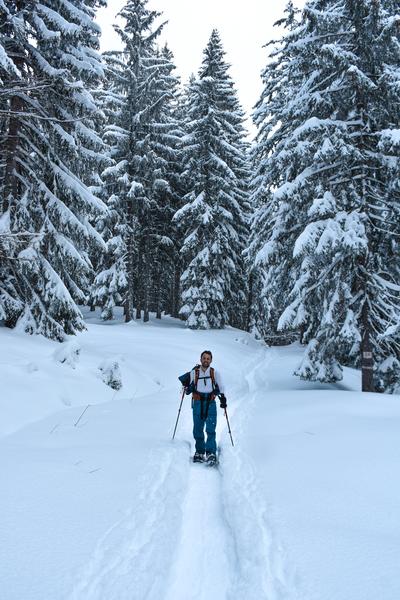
[
  {"left": 92, "top": 0, "right": 181, "bottom": 322},
  {"left": 247, "top": 1, "right": 301, "bottom": 345},
  {"left": 174, "top": 30, "right": 249, "bottom": 330},
  {"left": 144, "top": 44, "right": 182, "bottom": 320},
  {"left": 0, "top": 0, "right": 107, "bottom": 340},
  {"left": 163, "top": 81, "right": 189, "bottom": 319},
  {"left": 249, "top": 0, "right": 400, "bottom": 390}
]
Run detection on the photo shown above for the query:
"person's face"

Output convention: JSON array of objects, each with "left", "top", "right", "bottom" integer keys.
[{"left": 201, "top": 352, "right": 212, "bottom": 369}]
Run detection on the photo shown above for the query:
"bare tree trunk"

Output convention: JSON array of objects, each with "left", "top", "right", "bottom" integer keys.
[
  {"left": 3, "top": 51, "right": 24, "bottom": 213},
  {"left": 155, "top": 266, "right": 162, "bottom": 319},
  {"left": 156, "top": 297, "right": 162, "bottom": 319},
  {"left": 361, "top": 301, "right": 374, "bottom": 392},
  {"left": 172, "top": 264, "right": 181, "bottom": 318},
  {"left": 143, "top": 241, "right": 150, "bottom": 323},
  {"left": 124, "top": 296, "right": 131, "bottom": 322},
  {"left": 125, "top": 228, "right": 134, "bottom": 323},
  {"left": 135, "top": 243, "right": 142, "bottom": 320},
  {"left": 246, "top": 270, "right": 254, "bottom": 332}
]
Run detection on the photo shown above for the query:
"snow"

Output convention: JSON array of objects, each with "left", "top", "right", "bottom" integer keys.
[
  {"left": 51, "top": 164, "right": 107, "bottom": 214},
  {"left": 0, "top": 41, "right": 20, "bottom": 75},
  {"left": 53, "top": 339, "right": 81, "bottom": 369},
  {"left": 0, "top": 209, "right": 10, "bottom": 232},
  {"left": 1, "top": 313, "right": 400, "bottom": 600},
  {"left": 59, "top": 0, "right": 102, "bottom": 33},
  {"left": 294, "top": 212, "right": 367, "bottom": 258},
  {"left": 308, "top": 191, "right": 336, "bottom": 218},
  {"left": 381, "top": 128, "right": 400, "bottom": 146},
  {"left": 37, "top": 4, "right": 81, "bottom": 36},
  {"left": 98, "top": 357, "right": 123, "bottom": 390},
  {"left": 31, "top": 14, "right": 61, "bottom": 41},
  {"left": 248, "top": 346, "right": 399, "bottom": 592},
  {"left": 29, "top": 45, "right": 66, "bottom": 77}
]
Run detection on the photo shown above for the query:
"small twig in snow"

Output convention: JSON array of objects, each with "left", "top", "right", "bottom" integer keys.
[{"left": 74, "top": 404, "right": 90, "bottom": 427}]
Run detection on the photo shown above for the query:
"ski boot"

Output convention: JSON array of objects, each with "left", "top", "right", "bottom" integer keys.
[
  {"left": 205, "top": 452, "right": 217, "bottom": 467},
  {"left": 193, "top": 452, "right": 205, "bottom": 463}
]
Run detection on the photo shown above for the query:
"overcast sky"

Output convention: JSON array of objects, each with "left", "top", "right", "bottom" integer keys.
[{"left": 96, "top": 0, "right": 305, "bottom": 130}]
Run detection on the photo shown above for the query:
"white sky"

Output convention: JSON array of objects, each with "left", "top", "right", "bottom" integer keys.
[{"left": 96, "top": 0, "right": 305, "bottom": 131}]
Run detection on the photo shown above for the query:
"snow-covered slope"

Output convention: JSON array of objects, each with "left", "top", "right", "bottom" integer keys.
[{"left": 1, "top": 311, "right": 399, "bottom": 600}]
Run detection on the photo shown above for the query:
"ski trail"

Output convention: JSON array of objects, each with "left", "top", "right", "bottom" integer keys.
[
  {"left": 69, "top": 345, "right": 297, "bottom": 600},
  {"left": 165, "top": 464, "right": 233, "bottom": 600},
  {"left": 165, "top": 347, "right": 296, "bottom": 600},
  {"left": 221, "top": 446, "right": 294, "bottom": 600},
  {"left": 68, "top": 441, "right": 189, "bottom": 600},
  {"left": 220, "top": 347, "right": 298, "bottom": 600}
]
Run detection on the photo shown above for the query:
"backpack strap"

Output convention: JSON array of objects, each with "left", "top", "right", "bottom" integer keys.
[
  {"left": 210, "top": 367, "right": 215, "bottom": 393},
  {"left": 193, "top": 367, "right": 201, "bottom": 400}
]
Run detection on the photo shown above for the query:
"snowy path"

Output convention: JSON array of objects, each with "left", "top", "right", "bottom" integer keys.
[
  {"left": 67, "top": 344, "right": 288, "bottom": 600},
  {"left": 68, "top": 440, "right": 189, "bottom": 600},
  {"left": 165, "top": 464, "right": 232, "bottom": 600}
]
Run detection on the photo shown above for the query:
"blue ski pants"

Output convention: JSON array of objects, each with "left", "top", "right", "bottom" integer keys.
[{"left": 192, "top": 397, "right": 217, "bottom": 454}]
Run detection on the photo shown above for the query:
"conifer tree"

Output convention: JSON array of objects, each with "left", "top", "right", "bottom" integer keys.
[
  {"left": 247, "top": 1, "right": 300, "bottom": 343},
  {"left": 145, "top": 44, "right": 181, "bottom": 320},
  {"left": 249, "top": 0, "right": 400, "bottom": 390},
  {"left": 0, "top": 0, "right": 107, "bottom": 340},
  {"left": 93, "top": 0, "right": 180, "bottom": 322},
  {"left": 175, "top": 30, "right": 249, "bottom": 330}
]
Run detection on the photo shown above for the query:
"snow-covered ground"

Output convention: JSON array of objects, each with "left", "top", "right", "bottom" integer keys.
[{"left": 1, "top": 310, "right": 399, "bottom": 600}]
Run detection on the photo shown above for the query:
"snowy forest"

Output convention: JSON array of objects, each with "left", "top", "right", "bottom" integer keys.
[{"left": 1, "top": 0, "right": 399, "bottom": 393}]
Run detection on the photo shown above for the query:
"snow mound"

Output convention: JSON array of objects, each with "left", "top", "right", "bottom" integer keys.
[
  {"left": 98, "top": 358, "right": 122, "bottom": 390},
  {"left": 53, "top": 340, "right": 81, "bottom": 368}
]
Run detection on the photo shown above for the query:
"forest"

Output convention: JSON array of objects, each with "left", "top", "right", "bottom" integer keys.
[{"left": 1, "top": 0, "right": 399, "bottom": 393}]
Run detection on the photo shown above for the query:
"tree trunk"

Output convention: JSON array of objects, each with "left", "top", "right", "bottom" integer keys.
[
  {"left": 172, "top": 264, "right": 181, "bottom": 318},
  {"left": 125, "top": 230, "right": 135, "bottom": 323},
  {"left": 124, "top": 296, "right": 132, "bottom": 323},
  {"left": 135, "top": 245, "right": 142, "bottom": 320},
  {"left": 246, "top": 270, "right": 254, "bottom": 332},
  {"left": 143, "top": 245, "right": 150, "bottom": 323},
  {"left": 155, "top": 268, "right": 162, "bottom": 319},
  {"left": 361, "top": 301, "right": 374, "bottom": 392},
  {"left": 3, "top": 30, "right": 24, "bottom": 214}
]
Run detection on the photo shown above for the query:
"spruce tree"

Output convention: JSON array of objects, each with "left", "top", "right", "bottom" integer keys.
[
  {"left": 175, "top": 30, "right": 249, "bottom": 330},
  {"left": 93, "top": 0, "right": 180, "bottom": 322},
  {"left": 249, "top": 0, "right": 400, "bottom": 390},
  {"left": 0, "top": 0, "right": 107, "bottom": 340},
  {"left": 247, "top": 1, "right": 300, "bottom": 343},
  {"left": 165, "top": 83, "right": 189, "bottom": 319},
  {"left": 145, "top": 44, "right": 181, "bottom": 320}
]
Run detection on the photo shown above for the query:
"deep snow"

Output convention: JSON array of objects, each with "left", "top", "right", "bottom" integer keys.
[{"left": 1, "top": 310, "right": 399, "bottom": 600}]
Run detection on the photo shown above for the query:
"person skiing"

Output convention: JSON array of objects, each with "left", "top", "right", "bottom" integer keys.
[{"left": 179, "top": 350, "right": 227, "bottom": 465}]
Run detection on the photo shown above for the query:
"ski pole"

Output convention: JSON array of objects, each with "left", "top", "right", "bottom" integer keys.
[
  {"left": 224, "top": 408, "right": 234, "bottom": 447},
  {"left": 172, "top": 388, "right": 186, "bottom": 440}
]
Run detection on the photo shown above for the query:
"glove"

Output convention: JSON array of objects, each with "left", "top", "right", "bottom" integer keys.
[{"left": 219, "top": 393, "right": 227, "bottom": 409}]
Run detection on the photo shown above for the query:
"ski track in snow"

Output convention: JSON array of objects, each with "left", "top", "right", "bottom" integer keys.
[
  {"left": 221, "top": 348, "right": 298, "bottom": 600},
  {"left": 69, "top": 441, "right": 189, "bottom": 600},
  {"left": 70, "top": 346, "right": 296, "bottom": 600},
  {"left": 165, "top": 463, "right": 233, "bottom": 600}
]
